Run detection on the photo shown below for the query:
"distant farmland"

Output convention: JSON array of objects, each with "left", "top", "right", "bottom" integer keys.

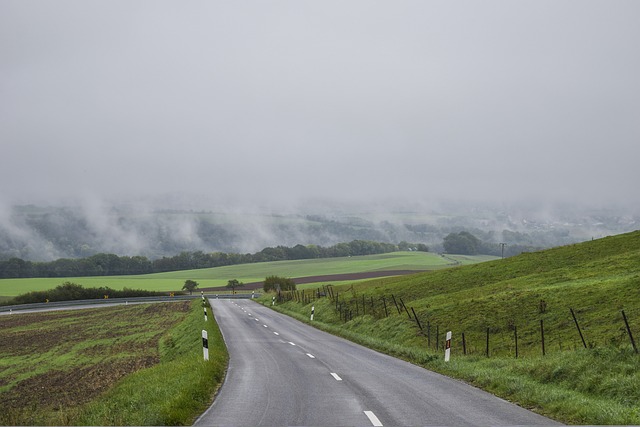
[{"left": 0, "top": 252, "right": 496, "bottom": 298}]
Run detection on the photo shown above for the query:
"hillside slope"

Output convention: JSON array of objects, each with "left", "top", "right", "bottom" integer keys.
[{"left": 350, "top": 230, "right": 640, "bottom": 354}]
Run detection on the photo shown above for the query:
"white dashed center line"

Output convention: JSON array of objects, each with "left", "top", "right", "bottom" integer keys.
[
  {"left": 364, "top": 411, "right": 383, "bottom": 426},
  {"left": 288, "top": 341, "right": 296, "bottom": 346},
  {"left": 263, "top": 325, "right": 268, "bottom": 328},
  {"left": 330, "top": 373, "right": 342, "bottom": 381},
  {"left": 273, "top": 332, "right": 279, "bottom": 336},
  {"left": 306, "top": 353, "right": 315, "bottom": 358}
]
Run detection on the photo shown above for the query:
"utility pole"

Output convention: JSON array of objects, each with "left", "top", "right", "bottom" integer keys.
[{"left": 499, "top": 243, "right": 507, "bottom": 259}]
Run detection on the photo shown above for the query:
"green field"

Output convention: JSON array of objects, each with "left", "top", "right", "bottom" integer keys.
[
  {"left": 0, "top": 252, "right": 496, "bottom": 298},
  {"left": 0, "top": 300, "right": 227, "bottom": 425},
  {"left": 260, "top": 231, "right": 640, "bottom": 424}
]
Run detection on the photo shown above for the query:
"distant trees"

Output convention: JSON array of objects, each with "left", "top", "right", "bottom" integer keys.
[
  {"left": 226, "top": 279, "right": 243, "bottom": 294},
  {"left": 0, "top": 240, "right": 412, "bottom": 279},
  {"left": 442, "top": 231, "right": 542, "bottom": 257},
  {"left": 263, "top": 275, "right": 296, "bottom": 292},
  {"left": 443, "top": 232, "right": 481, "bottom": 255},
  {"left": 9, "top": 282, "right": 164, "bottom": 305},
  {"left": 182, "top": 279, "right": 199, "bottom": 295}
]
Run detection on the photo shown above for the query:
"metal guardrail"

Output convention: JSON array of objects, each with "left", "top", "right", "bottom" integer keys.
[{"left": 0, "top": 293, "right": 259, "bottom": 313}]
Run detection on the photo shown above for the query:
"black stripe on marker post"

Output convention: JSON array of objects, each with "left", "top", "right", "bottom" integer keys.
[{"left": 202, "top": 330, "right": 209, "bottom": 361}]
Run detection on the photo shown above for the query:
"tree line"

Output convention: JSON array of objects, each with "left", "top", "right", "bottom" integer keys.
[
  {"left": 442, "top": 231, "right": 541, "bottom": 256},
  {"left": 8, "top": 282, "right": 165, "bottom": 305},
  {"left": 0, "top": 240, "right": 426, "bottom": 279}
]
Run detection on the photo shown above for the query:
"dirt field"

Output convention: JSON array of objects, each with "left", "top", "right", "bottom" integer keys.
[{"left": 0, "top": 302, "right": 191, "bottom": 421}]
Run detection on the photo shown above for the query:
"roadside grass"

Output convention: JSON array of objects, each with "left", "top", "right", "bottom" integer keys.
[
  {"left": 258, "top": 231, "right": 640, "bottom": 424},
  {"left": 0, "top": 300, "right": 227, "bottom": 425},
  {"left": 0, "top": 252, "right": 494, "bottom": 297},
  {"left": 75, "top": 299, "right": 227, "bottom": 426}
]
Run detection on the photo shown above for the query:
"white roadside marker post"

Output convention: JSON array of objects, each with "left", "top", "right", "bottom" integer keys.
[
  {"left": 310, "top": 306, "right": 315, "bottom": 321},
  {"left": 204, "top": 306, "right": 208, "bottom": 321},
  {"left": 445, "top": 331, "right": 452, "bottom": 362},
  {"left": 252, "top": 290, "right": 255, "bottom": 299},
  {"left": 272, "top": 296, "right": 275, "bottom": 306},
  {"left": 202, "top": 330, "right": 209, "bottom": 361}
]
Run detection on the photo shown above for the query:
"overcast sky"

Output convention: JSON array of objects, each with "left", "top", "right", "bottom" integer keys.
[{"left": 2, "top": 1, "right": 639, "bottom": 210}]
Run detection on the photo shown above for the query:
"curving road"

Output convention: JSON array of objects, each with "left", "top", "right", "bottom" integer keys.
[{"left": 195, "top": 299, "right": 560, "bottom": 426}]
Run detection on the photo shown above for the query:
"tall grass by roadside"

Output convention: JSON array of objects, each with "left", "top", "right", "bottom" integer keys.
[{"left": 259, "top": 231, "right": 640, "bottom": 424}]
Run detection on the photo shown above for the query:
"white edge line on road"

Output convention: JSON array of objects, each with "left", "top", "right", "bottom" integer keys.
[
  {"left": 306, "top": 353, "right": 315, "bottom": 358},
  {"left": 364, "top": 411, "right": 383, "bottom": 427},
  {"left": 330, "top": 373, "right": 342, "bottom": 381}
]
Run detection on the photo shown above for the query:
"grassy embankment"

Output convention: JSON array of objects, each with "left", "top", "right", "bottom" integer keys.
[
  {"left": 0, "top": 299, "right": 227, "bottom": 425},
  {"left": 0, "top": 251, "right": 495, "bottom": 297},
  {"left": 258, "top": 231, "right": 640, "bottom": 425}
]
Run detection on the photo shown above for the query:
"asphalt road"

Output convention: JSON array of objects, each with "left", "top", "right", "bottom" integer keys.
[{"left": 195, "top": 299, "right": 560, "bottom": 426}]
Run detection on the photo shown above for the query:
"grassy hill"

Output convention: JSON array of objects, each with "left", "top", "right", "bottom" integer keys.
[
  {"left": 0, "top": 252, "right": 494, "bottom": 298},
  {"left": 261, "top": 231, "right": 640, "bottom": 424}
]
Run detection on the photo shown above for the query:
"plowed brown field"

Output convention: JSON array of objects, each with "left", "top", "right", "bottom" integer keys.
[{"left": 0, "top": 302, "right": 191, "bottom": 423}]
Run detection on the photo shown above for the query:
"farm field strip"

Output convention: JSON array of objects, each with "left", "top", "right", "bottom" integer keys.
[
  {"left": 0, "top": 299, "right": 227, "bottom": 426},
  {"left": 0, "top": 252, "right": 495, "bottom": 297},
  {"left": 0, "top": 302, "right": 189, "bottom": 423}
]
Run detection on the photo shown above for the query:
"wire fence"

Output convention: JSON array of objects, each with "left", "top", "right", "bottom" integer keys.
[{"left": 276, "top": 286, "right": 639, "bottom": 358}]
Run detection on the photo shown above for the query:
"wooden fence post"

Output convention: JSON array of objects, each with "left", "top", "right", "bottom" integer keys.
[
  {"left": 411, "top": 307, "right": 423, "bottom": 330},
  {"left": 391, "top": 294, "right": 401, "bottom": 314},
  {"left": 399, "top": 297, "right": 411, "bottom": 319},
  {"left": 622, "top": 310, "right": 638, "bottom": 354},
  {"left": 462, "top": 332, "right": 467, "bottom": 355},
  {"left": 570, "top": 308, "right": 587, "bottom": 349},
  {"left": 486, "top": 327, "right": 490, "bottom": 357},
  {"left": 540, "top": 319, "right": 546, "bottom": 356}
]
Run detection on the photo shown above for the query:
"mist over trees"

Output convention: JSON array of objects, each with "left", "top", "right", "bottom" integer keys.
[
  {"left": 443, "top": 232, "right": 481, "bottom": 255},
  {"left": 0, "top": 203, "right": 637, "bottom": 264}
]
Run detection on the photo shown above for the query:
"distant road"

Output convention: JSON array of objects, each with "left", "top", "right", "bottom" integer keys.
[
  {"left": 195, "top": 299, "right": 560, "bottom": 426},
  {"left": 0, "top": 294, "right": 253, "bottom": 315}
]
